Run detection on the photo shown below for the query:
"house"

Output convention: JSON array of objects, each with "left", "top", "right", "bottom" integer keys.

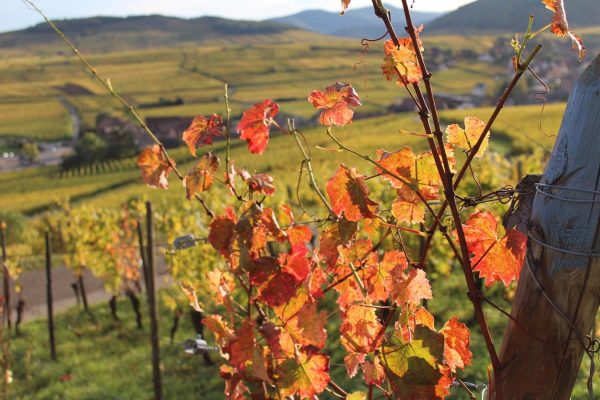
[{"left": 145, "top": 117, "right": 194, "bottom": 148}]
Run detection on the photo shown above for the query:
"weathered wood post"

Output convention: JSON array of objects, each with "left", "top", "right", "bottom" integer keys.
[
  {"left": 0, "top": 223, "right": 11, "bottom": 330},
  {"left": 143, "top": 202, "right": 162, "bottom": 400},
  {"left": 45, "top": 231, "right": 57, "bottom": 361},
  {"left": 498, "top": 55, "right": 600, "bottom": 399}
]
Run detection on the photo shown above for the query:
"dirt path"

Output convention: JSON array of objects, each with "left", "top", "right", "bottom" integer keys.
[{"left": 8, "top": 255, "right": 173, "bottom": 324}]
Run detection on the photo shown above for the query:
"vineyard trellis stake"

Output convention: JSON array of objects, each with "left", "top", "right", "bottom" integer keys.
[{"left": 45, "top": 231, "right": 56, "bottom": 361}]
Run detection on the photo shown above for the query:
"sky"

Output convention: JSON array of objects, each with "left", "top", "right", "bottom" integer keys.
[{"left": 3, "top": 0, "right": 476, "bottom": 33}]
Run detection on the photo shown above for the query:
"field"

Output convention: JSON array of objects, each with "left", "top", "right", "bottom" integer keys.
[
  {"left": 0, "top": 100, "right": 563, "bottom": 215},
  {"left": 0, "top": 33, "right": 509, "bottom": 142}
]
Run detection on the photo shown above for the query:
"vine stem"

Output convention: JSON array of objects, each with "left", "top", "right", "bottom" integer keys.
[
  {"left": 291, "top": 128, "right": 334, "bottom": 215},
  {"left": 24, "top": 0, "right": 214, "bottom": 218},
  {"left": 396, "top": 0, "right": 504, "bottom": 395},
  {"left": 325, "top": 128, "right": 443, "bottom": 225},
  {"left": 417, "top": 43, "right": 542, "bottom": 266}
]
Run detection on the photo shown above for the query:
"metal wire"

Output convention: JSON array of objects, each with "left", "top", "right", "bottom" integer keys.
[
  {"left": 536, "top": 183, "right": 600, "bottom": 203},
  {"left": 527, "top": 233, "right": 600, "bottom": 258}
]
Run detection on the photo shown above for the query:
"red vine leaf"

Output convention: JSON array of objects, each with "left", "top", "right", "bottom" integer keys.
[
  {"left": 308, "top": 82, "right": 361, "bottom": 126},
  {"left": 459, "top": 211, "right": 527, "bottom": 287},
  {"left": 326, "top": 164, "right": 378, "bottom": 222},
  {"left": 182, "top": 114, "right": 223, "bottom": 157},
  {"left": 136, "top": 145, "right": 175, "bottom": 189},
  {"left": 183, "top": 152, "right": 220, "bottom": 199},
  {"left": 237, "top": 99, "right": 280, "bottom": 154},
  {"left": 440, "top": 317, "right": 473, "bottom": 373}
]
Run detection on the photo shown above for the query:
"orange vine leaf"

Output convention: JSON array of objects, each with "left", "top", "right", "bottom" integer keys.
[
  {"left": 183, "top": 152, "right": 220, "bottom": 199},
  {"left": 446, "top": 116, "right": 489, "bottom": 157},
  {"left": 440, "top": 317, "right": 473, "bottom": 373},
  {"left": 238, "top": 170, "right": 276, "bottom": 196},
  {"left": 308, "top": 82, "right": 361, "bottom": 126},
  {"left": 276, "top": 353, "right": 331, "bottom": 398},
  {"left": 542, "top": 0, "right": 586, "bottom": 61},
  {"left": 136, "top": 144, "right": 175, "bottom": 189},
  {"left": 459, "top": 211, "right": 528, "bottom": 287},
  {"left": 381, "top": 27, "right": 424, "bottom": 85},
  {"left": 182, "top": 114, "right": 224, "bottom": 157},
  {"left": 326, "top": 164, "right": 378, "bottom": 222},
  {"left": 340, "top": 0, "right": 351, "bottom": 15}
]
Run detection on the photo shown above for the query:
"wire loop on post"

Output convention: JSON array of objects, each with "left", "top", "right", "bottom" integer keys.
[
  {"left": 527, "top": 233, "right": 600, "bottom": 258},
  {"left": 535, "top": 183, "right": 600, "bottom": 203}
]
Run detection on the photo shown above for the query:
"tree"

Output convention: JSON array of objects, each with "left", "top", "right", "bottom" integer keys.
[{"left": 21, "top": 142, "right": 39, "bottom": 163}]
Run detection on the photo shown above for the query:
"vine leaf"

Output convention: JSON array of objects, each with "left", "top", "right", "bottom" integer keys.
[
  {"left": 340, "top": 0, "right": 351, "bottom": 15},
  {"left": 326, "top": 164, "right": 378, "bottom": 222},
  {"left": 446, "top": 116, "right": 489, "bottom": 158},
  {"left": 440, "top": 317, "right": 473, "bottom": 373},
  {"left": 182, "top": 114, "right": 224, "bottom": 157},
  {"left": 340, "top": 305, "right": 384, "bottom": 354},
  {"left": 180, "top": 282, "right": 203, "bottom": 312},
  {"left": 183, "top": 152, "right": 220, "bottom": 199},
  {"left": 380, "top": 326, "right": 445, "bottom": 399},
  {"left": 136, "top": 144, "right": 175, "bottom": 189},
  {"left": 381, "top": 28, "right": 424, "bottom": 85},
  {"left": 459, "top": 211, "right": 528, "bottom": 287},
  {"left": 362, "top": 357, "right": 386, "bottom": 385},
  {"left": 308, "top": 82, "right": 361, "bottom": 126},
  {"left": 238, "top": 170, "right": 276, "bottom": 196},
  {"left": 542, "top": 0, "right": 586, "bottom": 61},
  {"left": 237, "top": 99, "right": 280, "bottom": 154},
  {"left": 276, "top": 353, "right": 331, "bottom": 398},
  {"left": 208, "top": 208, "right": 237, "bottom": 257}
]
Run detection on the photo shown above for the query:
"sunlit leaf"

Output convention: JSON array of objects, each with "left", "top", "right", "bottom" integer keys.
[
  {"left": 136, "top": 145, "right": 174, "bottom": 189},
  {"left": 459, "top": 211, "right": 527, "bottom": 287},
  {"left": 183, "top": 152, "right": 220, "bottom": 199},
  {"left": 308, "top": 82, "right": 361, "bottom": 126},
  {"left": 237, "top": 99, "right": 279, "bottom": 154},
  {"left": 182, "top": 114, "right": 223, "bottom": 157},
  {"left": 326, "top": 164, "right": 378, "bottom": 222}
]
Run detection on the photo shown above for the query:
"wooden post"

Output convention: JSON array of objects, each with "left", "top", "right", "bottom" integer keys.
[
  {"left": 144, "top": 202, "right": 162, "bottom": 400},
  {"left": 0, "top": 223, "right": 11, "bottom": 330},
  {"left": 498, "top": 55, "right": 600, "bottom": 399},
  {"left": 78, "top": 275, "right": 89, "bottom": 313},
  {"left": 45, "top": 232, "right": 57, "bottom": 361}
]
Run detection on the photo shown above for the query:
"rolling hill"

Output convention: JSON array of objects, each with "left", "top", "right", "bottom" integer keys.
[
  {"left": 269, "top": 6, "right": 443, "bottom": 38},
  {"left": 0, "top": 15, "right": 326, "bottom": 53},
  {"left": 428, "top": 0, "right": 600, "bottom": 33}
]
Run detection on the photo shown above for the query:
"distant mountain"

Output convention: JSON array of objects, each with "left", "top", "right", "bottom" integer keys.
[
  {"left": 0, "top": 15, "right": 320, "bottom": 53},
  {"left": 270, "top": 6, "right": 443, "bottom": 38},
  {"left": 428, "top": 0, "right": 600, "bottom": 33}
]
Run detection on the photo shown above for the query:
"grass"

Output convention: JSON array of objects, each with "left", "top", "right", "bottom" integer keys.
[
  {"left": 10, "top": 295, "right": 224, "bottom": 399},
  {"left": 8, "top": 269, "right": 596, "bottom": 399}
]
